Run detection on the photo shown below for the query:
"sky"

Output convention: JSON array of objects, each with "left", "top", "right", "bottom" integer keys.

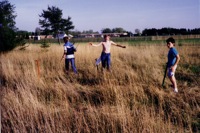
[{"left": 9, "top": 0, "right": 200, "bottom": 33}]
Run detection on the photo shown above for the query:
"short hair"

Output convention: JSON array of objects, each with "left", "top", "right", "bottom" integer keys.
[
  {"left": 104, "top": 35, "right": 110, "bottom": 39},
  {"left": 63, "top": 36, "right": 70, "bottom": 41},
  {"left": 166, "top": 37, "right": 175, "bottom": 44}
]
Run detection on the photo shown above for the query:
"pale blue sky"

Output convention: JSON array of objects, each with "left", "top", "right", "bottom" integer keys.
[{"left": 9, "top": 0, "right": 200, "bottom": 33}]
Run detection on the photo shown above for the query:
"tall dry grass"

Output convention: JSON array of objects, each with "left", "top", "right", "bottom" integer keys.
[{"left": 1, "top": 43, "right": 200, "bottom": 133}]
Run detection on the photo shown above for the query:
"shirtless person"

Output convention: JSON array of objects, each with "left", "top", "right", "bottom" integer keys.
[{"left": 89, "top": 35, "right": 126, "bottom": 71}]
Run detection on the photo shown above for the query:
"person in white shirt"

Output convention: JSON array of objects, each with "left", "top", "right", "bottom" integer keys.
[{"left": 62, "top": 35, "right": 77, "bottom": 74}]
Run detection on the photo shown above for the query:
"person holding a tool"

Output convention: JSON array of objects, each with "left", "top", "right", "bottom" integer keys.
[
  {"left": 62, "top": 34, "right": 78, "bottom": 74},
  {"left": 166, "top": 37, "right": 180, "bottom": 93}
]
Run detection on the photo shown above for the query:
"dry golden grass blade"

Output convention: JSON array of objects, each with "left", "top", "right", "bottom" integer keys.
[{"left": 1, "top": 43, "right": 199, "bottom": 132}]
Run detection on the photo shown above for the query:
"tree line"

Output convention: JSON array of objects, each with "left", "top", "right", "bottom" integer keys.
[
  {"left": 59, "top": 27, "right": 200, "bottom": 37},
  {"left": 0, "top": 0, "right": 200, "bottom": 52},
  {"left": 141, "top": 28, "right": 200, "bottom": 36}
]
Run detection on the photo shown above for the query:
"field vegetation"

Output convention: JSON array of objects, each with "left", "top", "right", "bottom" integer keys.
[{"left": 1, "top": 41, "right": 200, "bottom": 132}]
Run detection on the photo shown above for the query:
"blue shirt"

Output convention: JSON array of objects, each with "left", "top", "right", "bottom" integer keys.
[
  {"left": 167, "top": 47, "right": 178, "bottom": 67},
  {"left": 64, "top": 42, "right": 76, "bottom": 55}
]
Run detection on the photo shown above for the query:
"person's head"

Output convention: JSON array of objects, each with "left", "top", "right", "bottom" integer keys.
[
  {"left": 104, "top": 35, "right": 110, "bottom": 41},
  {"left": 166, "top": 37, "right": 175, "bottom": 48},
  {"left": 63, "top": 35, "right": 70, "bottom": 42}
]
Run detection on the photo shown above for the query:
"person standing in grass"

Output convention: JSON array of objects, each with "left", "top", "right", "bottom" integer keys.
[
  {"left": 89, "top": 35, "right": 126, "bottom": 71},
  {"left": 166, "top": 37, "right": 180, "bottom": 93},
  {"left": 62, "top": 35, "right": 77, "bottom": 74}
]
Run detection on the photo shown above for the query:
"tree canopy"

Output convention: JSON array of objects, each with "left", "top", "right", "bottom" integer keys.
[
  {"left": 0, "top": 0, "right": 24, "bottom": 52},
  {"left": 142, "top": 28, "right": 200, "bottom": 36},
  {"left": 102, "top": 27, "right": 127, "bottom": 33},
  {"left": 0, "top": 0, "right": 16, "bottom": 29},
  {"left": 39, "top": 6, "right": 74, "bottom": 37}
]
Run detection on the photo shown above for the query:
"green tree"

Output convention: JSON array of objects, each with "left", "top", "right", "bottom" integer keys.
[
  {"left": 0, "top": 0, "right": 16, "bottom": 29},
  {"left": 135, "top": 29, "right": 141, "bottom": 36},
  {"left": 35, "top": 27, "right": 41, "bottom": 36},
  {"left": 39, "top": 6, "right": 74, "bottom": 44},
  {"left": 112, "top": 27, "right": 126, "bottom": 33},
  {"left": 0, "top": 0, "right": 23, "bottom": 52},
  {"left": 101, "top": 28, "right": 112, "bottom": 33},
  {"left": 61, "top": 16, "right": 74, "bottom": 33}
]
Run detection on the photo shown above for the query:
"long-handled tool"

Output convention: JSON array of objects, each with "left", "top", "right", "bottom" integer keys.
[
  {"left": 60, "top": 53, "right": 65, "bottom": 62},
  {"left": 162, "top": 64, "right": 168, "bottom": 87}
]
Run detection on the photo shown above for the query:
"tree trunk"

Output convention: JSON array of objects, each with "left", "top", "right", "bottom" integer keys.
[{"left": 57, "top": 34, "right": 60, "bottom": 44}]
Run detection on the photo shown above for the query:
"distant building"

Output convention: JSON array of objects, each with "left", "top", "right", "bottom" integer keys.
[
  {"left": 28, "top": 35, "right": 54, "bottom": 40},
  {"left": 79, "top": 33, "right": 101, "bottom": 38},
  {"left": 34, "top": 36, "right": 40, "bottom": 40},
  {"left": 40, "top": 35, "right": 54, "bottom": 39},
  {"left": 78, "top": 33, "right": 129, "bottom": 38}
]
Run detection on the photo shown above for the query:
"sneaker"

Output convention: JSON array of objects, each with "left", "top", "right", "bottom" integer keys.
[{"left": 174, "top": 88, "right": 178, "bottom": 93}]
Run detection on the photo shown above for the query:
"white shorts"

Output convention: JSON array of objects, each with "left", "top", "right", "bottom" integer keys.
[{"left": 167, "top": 65, "right": 177, "bottom": 77}]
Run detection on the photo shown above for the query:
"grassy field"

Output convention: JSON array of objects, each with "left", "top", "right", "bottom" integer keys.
[{"left": 1, "top": 42, "right": 200, "bottom": 132}]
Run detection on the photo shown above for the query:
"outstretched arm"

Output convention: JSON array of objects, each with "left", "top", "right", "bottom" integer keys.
[
  {"left": 89, "top": 42, "right": 102, "bottom": 47},
  {"left": 111, "top": 41, "right": 126, "bottom": 48},
  {"left": 116, "top": 44, "right": 126, "bottom": 48}
]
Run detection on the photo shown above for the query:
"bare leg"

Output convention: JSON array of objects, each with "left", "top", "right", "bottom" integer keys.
[
  {"left": 169, "top": 76, "right": 178, "bottom": 92},
  {"left": 169, "top": 76, "right": 177, "bottom": 88},
  {"left": 168, "top": 65, "right": 178, "bottom": 92}
]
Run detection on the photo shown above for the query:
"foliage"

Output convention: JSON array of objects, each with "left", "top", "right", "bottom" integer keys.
[
  {"left": 0, "top": 26, "right": 16, "bottom": 52},
  {"left": 135, "top": 28, "right": 141, "bottom": 35},
  {"left": 39, "top": 6, "right": 74, "bottom": 36},
  {"left": 0, "top": 0, "right": 16, "bottom": 29},
  {"left": 35, "top": 27, "right": 41, "bottom": 36},
  {"left": 0, "top": 0, "right": 25, "bottom": 52},
  {"left": 142, "top": 27, "right": 200, "bottom": 36},
  {"left": 40, "top": 39, "right": 50, "bottom": 48},
  {"left": 101, "top": 28, "right": 112, "bottom": 33},
  {"left": 102, "top": 27, "right": 127, "bottom": 33},
  {"left": 112, "top": 27, "right": 126, "bottom": 33}
]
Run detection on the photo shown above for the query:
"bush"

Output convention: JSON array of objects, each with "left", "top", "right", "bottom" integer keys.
[
  {"left": 0, "top": 27, "right": 16, "bottom": 52},
  {"left": 40, "top": 39, "right": 50, "bottom": 48},
  {"left": 0, "top": 27, "right": 25, "bottom": 52}
]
